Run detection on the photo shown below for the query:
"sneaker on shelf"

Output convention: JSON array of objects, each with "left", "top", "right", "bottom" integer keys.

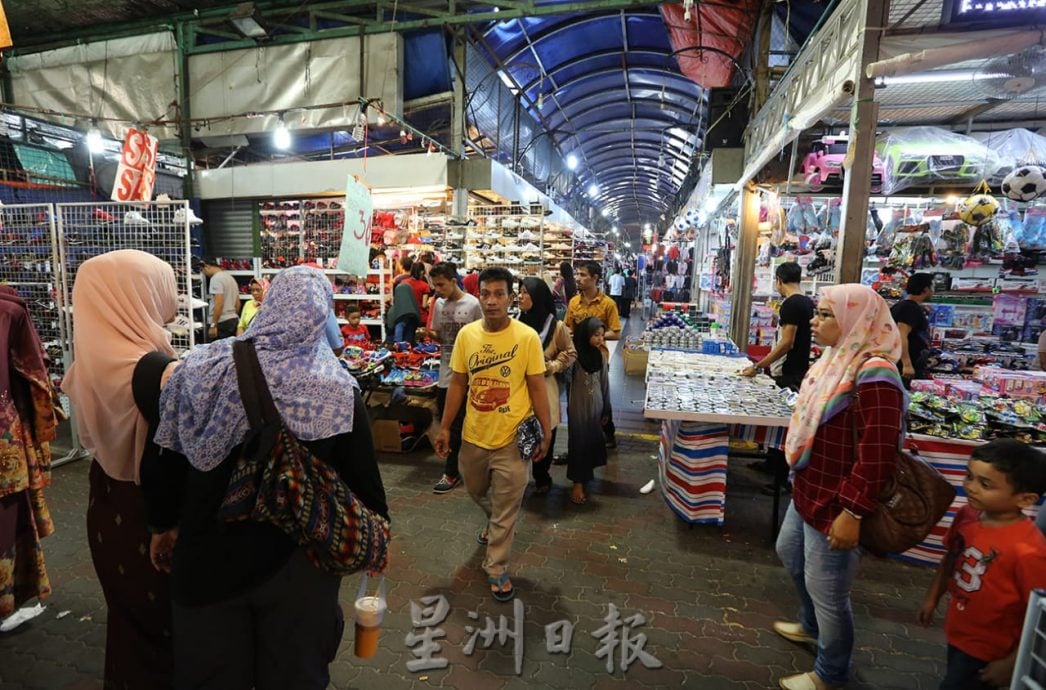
[
  {"left": 433, "top": 475, "right": 461, "bottom": 494},
  {"left": 92, "top": 208, "right": 115, "bottom": 223},
  {"left": 522, "top": 242, "right": 541, "bottom": 251},
  {"left": 165, "top": 314, "right": 197, "bottom": 336},
  {"left": 518, "top": 229, "right": 536, "bottom": 241},
  {"left": 174, "top": 207, "right": 204, "bottom": 226},
  {"left": 177, "top": 294, "right": 209, "bottom": 310},
  {"left": 124, "top": 211, "right": 151, "bottom": 227}
]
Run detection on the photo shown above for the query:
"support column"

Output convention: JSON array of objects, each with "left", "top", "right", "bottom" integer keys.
[
  {"left": 175, "top": 22, "right": 195, "bottom": 198},
  {"left": 835, "top": 0, "right": 888, "bottom": 285},
  {"left": 450, "top": 28, "right": 469, "bottom": 218},
  {"left": 729, "top": 185, "right": 760, "bottom": 349}
]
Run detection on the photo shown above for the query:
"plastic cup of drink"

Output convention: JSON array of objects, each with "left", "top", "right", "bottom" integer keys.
[{"left": 354, "top": 596, "right": 386, "bottom": 658}]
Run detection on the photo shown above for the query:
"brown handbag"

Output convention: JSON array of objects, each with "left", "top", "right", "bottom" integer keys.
[{"left": 850, "top": 392, "right": 956, "bottom": 556}]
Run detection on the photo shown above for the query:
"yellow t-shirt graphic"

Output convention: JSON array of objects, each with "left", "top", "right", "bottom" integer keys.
[{"left": 451, "top": 320, "right": 546, "bottom": 450}]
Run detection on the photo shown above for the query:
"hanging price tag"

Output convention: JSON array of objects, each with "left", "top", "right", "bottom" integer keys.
[
  {"left": 337, "top": 175, "right": 373, "bottom": 277},
  {"left": 351, "top": 107, "right": 367, "bottom": 143}
]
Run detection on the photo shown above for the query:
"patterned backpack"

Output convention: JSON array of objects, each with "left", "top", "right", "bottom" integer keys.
[{"left": 219, "top": 339, "right": 390, "bottom": 575}]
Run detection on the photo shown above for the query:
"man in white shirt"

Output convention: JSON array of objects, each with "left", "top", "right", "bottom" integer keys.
[
  {"left": 201, "top": 257, "right": 241, "bottom": 341},
  {"left": 608, "top": 268, "right": 626, "bottom": 319},
  {"left": 422, "top": 262, "right": 482, "bottom": 494}
]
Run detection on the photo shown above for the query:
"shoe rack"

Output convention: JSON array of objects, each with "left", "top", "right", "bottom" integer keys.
[
  {"left": 0, "top": 204, "right": 65, "bottom": 389},
  {"left": 258, "top": 198, "right": 391, "bottom": 342},
  {"left": 56, "top": 201, "right": 200, "bottom": 356},
  {"left": 465, "top": 204, "right": 547, "bottom": 277}
]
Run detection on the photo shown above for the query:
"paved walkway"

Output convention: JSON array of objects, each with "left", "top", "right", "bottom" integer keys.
[{"left": 0, "top": 317, "right": 948, "bottom": 689}]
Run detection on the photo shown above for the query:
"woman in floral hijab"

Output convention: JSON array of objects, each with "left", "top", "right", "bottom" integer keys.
[{"left": 774, "top": 284, "right": 906, "bottom": 690}]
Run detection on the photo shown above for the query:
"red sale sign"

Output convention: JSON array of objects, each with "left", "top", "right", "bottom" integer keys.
[{"left": 110, "top": 128, "right": 159, "bottom": 202}]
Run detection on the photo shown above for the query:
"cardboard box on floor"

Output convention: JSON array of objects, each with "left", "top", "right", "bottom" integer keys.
[
  {"left": 367, "top": 390, "right": 440, "bottom": 453},
  {"left": 623, "top": 346, "right": 648, "bottom": 376}
]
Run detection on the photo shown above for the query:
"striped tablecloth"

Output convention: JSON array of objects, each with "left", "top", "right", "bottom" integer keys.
[{"left": 656, "top": 426, "right": 1039, "bottom": 566}]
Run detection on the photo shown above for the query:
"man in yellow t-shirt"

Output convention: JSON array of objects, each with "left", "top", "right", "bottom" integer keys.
[
  {"left": 564, "top": 260, "right": 622, "bottom": 448},
  {"left": 436, "top": 267, "right": 550, "bottom": 603}
]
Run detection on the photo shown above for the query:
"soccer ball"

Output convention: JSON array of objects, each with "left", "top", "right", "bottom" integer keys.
[
  {"left": 958, "top": 193, "right": 999, "bottom": 226},
  {"left": 1001, "top": 165, "right": 1046, "bottom": 202},
  {"left": 685, "top": 208, "right": 699, "bottom": 223},
  {"left": 675, "top": 219, "right": 687, "bottom": 231}
]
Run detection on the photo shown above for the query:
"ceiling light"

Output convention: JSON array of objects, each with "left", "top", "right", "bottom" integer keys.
[
  {"left": 624, "top": 241, "right": 631, "bottom": 248},
  {"left": 566, "top": 154, "right": 578, "bottom": 171},
  {"left": 273, "top": 118, "right": 291, "bottom": 150},
  {"left": 643, "top": 223, "right": 651, "bottom": 231},
  {"left": 229, "top": 2, "right": 267, "bottom": 38},
  {"left": 601, "top": 208, "right": 609, "bottom": 217},
  {"left": 376, "top": 111, "right": 387, "bottom": 126},
  {"left": 85, "top": 125, "right": 104, "bottom": 154},
  {"left": 588, "top": 183, "right": 599, "bottom": 196},
  {"left": 876, "top": 70, "right": 992, "bottom": 86}
]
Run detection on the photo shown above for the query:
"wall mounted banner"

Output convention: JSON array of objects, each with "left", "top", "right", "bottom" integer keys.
[
  {"left": 111, "top": 128, "right": 159, "bottom": 202},
  {"left": 337, "top": 175, "right": 373, "bottom": 277},
  {"left": 0, "top": 1, "right": 12, "bottom": 49}
]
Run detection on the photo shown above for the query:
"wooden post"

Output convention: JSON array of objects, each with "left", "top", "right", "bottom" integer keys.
[
  {"left": 835, "top": 0, "right": 889, "bottom": 285},
  {"left": 730, "top": 185, "right": 761, "bottom": 349}
]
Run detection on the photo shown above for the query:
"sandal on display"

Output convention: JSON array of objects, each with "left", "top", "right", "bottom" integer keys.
[{"left": 488, "top": 572, "right": 515, "bottom": 602}]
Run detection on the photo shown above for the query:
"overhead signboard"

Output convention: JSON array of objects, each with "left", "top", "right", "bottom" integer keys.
[{"left": 942, "top": 0, "right": 1046, "bottom": 27}]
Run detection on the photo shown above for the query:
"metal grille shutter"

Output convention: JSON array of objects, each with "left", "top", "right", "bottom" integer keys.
[{"left": 202, "top": 199, "right": 256, "bottom": 259}]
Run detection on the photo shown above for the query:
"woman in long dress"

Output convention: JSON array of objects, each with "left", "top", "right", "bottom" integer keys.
[
  {"left": 518, "top": 277, "right": 575, "bottom": 494},
  {"left": 62, "top": 249, "right": 180, "bottom": 689},
  {"left": 567, "top": 317, "right": 611, "bottom": 505}
]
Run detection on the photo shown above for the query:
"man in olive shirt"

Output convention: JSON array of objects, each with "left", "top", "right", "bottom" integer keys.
[{"left": 565, "top": 260, "right": 622, "bottom": 448}]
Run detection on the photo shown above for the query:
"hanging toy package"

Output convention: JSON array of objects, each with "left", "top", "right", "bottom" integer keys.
[
  {"left": 1025, "top": 208, "right": 1046, "bottom": 251},
  {"left": 909, "top": 231, "right": 939, "bottom": 269},
  {"left": 969, "top": 219, "right": 1003, "bottom": 262}
]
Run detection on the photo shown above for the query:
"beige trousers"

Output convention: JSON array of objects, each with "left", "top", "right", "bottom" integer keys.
[{"left": 459, "top": 440, "right": 530, "bottom": 579}]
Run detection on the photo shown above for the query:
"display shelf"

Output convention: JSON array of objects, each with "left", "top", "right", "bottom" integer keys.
[{"left": 333, "top": 294, "right": 389, "bottom": 301}]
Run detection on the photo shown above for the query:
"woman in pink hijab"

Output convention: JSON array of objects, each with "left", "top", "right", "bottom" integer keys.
[
  {"left": 62, "top": 250, "right": 180, "bottom": 689},
  {"left": 773, "top": 284, "right": 906, "bottom": 690}
]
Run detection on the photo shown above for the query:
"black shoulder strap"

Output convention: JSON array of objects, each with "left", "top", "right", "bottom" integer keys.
[
  {"left": 232, "top": 339, "right": 281, "bottom": 429},
  {"left": 133, "top": 351, "right": 178, "bottom": 425}
]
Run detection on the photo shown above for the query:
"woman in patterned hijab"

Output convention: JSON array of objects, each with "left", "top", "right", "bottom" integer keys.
[{"left": 150, "top": 265, "right": 388, "bottom": 689}]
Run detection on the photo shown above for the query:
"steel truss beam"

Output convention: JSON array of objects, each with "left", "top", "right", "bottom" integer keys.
[
  {"left": 12, "top": 0, "right": 677, "bottom": 55},
  {"left": 740, "top": 0, "right": 865, "bottom": 186}
]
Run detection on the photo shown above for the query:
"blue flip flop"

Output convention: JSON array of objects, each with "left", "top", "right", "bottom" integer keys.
[{"left": 488, "top": 572, "right": 515, "bottom": 602}]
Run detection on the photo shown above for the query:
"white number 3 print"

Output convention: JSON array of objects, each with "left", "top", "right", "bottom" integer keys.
[{"left": 953, "top": 547, "right": 989, "bottom": 593}]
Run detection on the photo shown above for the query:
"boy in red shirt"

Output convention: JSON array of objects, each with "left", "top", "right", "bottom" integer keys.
[
  {"left": 340, "top": 304, "right": 371, "bottom": 348},
  {"left": 918, "top": 439, "right": 1046, "bottom": 689}
]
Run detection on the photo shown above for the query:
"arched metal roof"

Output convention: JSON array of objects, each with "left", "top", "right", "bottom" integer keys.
[{"left": 478, "top": 8, "right": 706, "bottom": 230}]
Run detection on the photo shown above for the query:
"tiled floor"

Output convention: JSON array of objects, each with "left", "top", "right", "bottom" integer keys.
[{"left": 0, "top": 317, "right": 948, "bottom": 689}]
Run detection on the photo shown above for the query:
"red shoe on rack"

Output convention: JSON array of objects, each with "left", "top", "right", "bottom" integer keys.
[{"left": 93, "top": 208, "right": 115, "bottom": 223}]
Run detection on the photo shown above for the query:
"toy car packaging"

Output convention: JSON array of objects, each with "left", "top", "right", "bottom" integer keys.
[
  {"left": 802, "top": 135, "right": 885, "bottom": 193},
  {"left": 875, "top": 126, "right": 998, "bottom": 195}
]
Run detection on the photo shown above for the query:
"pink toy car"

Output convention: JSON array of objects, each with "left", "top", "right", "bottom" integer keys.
[{"left": 802, "top": 136, "right": 884, "bottom": 193}]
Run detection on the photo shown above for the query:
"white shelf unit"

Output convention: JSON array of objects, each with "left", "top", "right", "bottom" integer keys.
[
  {"left": 465, "top": 205, "right": 546, "bottom": 276},
  {"left": 258, "top": 263, "right": 391, "bottom": 342}
]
